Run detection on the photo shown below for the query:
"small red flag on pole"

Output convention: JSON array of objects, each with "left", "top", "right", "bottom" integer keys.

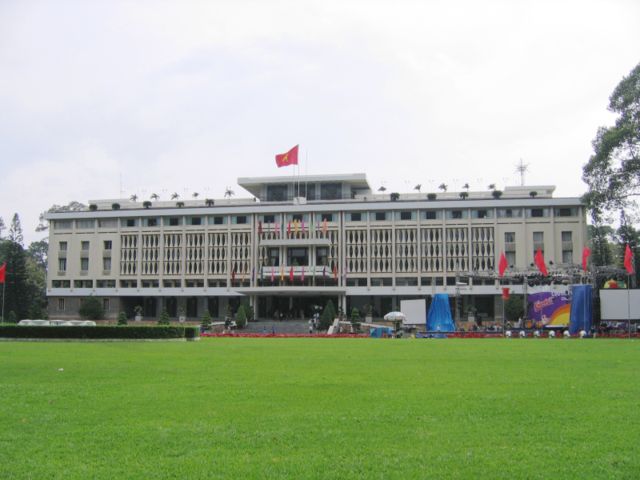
[
  {"left": 534, "top": 249, "right": 548, "bottom": 276},
  {"left": 289, "top": 266, "right": 294, "bottom": 283},
  {"left": 502, "top": 287, "right": 510, "bottom": 300},
  {"left": 624, "top": 244, "right": 635, "bottom": 274},
  {"left": 0, "top": 263, "right": 6, "bottom": 284},
  {"left": 498, "top": 252, "right": 508, "bottom": 277},
  {"left": 275, "top": 145, "right": 299, "bottom": 168}
]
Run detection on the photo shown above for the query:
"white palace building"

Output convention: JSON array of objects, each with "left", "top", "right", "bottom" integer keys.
[{"left": 45, "top": 173, "right": 586, "bottom": 323}]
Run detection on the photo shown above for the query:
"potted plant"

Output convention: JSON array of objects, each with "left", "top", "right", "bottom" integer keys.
[
  {"left": 176, "top": 201, "right": 185, "bottom": 208},
  {"left": 158, "top": 308, "right": 170, "bottom": 325},
  {"left": 205, "top": 198, "right": 215, "bottom": 207},
  {"left": 350, "top": 307, "right": 361, "bottom": 333},
  {"left": 390, "top": 192, "right": 400, "bottom": 202},
  {"left": 178, "top": 306, "right": 186, "bottom": 323},
  {"left": 143, "top": 201, "right": 152, "bottom": 209},
  {"left": 134, "top": 305, "right": 143, "bottom": 322},
  {"left": 111, "top": 203, "right": 121, "bottom": 210},
  {"left": 117, "top": 311, "right": 128, "bottom": 326},
  {"left": 459, "top": 192, "right": 469, "bottom": 200},
  {"left": 529, "top": 191, "right": 538, "bottom": 198},
  {"left": 89, "top": 203, "right": 98, "bottom": 211},
  {"left": 427, "top": 193, "right": 437, "bottom": 201},
  {"left": 492, "top": 190, "right": 503, "bottom": 199}
]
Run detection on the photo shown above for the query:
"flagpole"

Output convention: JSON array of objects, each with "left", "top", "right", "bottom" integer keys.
[
  {"left": 1, "top": 281, "right": 5, "bottom": 323},
  {"left": 628, "top": 274, "right": 631, "bottom": 339}
]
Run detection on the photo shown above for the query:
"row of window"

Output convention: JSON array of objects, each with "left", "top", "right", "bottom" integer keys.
[
  {"left": 51, "top": 207, "right": 579, "bottom": 231},
  {"left": 52, "top": 279, "right": 230, "bottom": 289}
]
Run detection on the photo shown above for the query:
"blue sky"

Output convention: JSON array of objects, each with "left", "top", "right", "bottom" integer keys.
[{"left": 1, "top": 0, "right": 639, "bottom": 244}]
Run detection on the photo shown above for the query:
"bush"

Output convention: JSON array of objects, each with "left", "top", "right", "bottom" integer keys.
[
  {"left": 0, "top": 325, "right": 199, "bottom": 340},
  {"left": 201, "top": 310, "right": 212, "bottom": 328},
  {"left": 7, "top": 311, "right": 17, "bottom": 323},
  {"left": 504, "top": 296, "right": 524, "bottom": 322},
  {"left": 236, "top": 305, "right": 247, "bottom": 329},
  {"left": 158, "top": 308, "right": 170, "bottom": 325},
  {"left": 79, "top": 297, "right": 104, "bottom": 320},
  {"left": 117, "top": 311, "right": 128, "bottom": 326},
  {"left": 320, "top": 299, "right": 337, "bottom": 331}
]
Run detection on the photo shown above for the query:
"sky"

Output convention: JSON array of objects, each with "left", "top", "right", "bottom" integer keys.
[{"left": 1, "top": 0, "right": 639, "bottom": 245}]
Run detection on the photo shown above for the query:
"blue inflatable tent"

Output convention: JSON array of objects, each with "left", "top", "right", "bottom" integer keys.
[
  {"left": 427, "top": 294, "right": 456, "bottom": 332},
  {"left": 569, "top": 285, "right": 593, "bottom": 335}
]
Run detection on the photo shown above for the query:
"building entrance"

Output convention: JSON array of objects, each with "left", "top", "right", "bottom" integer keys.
[{"left": 258, "top": 295, "right": 339, "bottom": 320}]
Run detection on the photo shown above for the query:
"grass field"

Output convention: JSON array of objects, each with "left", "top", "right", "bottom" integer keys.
[{"left": 1, "top": 338, "right": 639, "bottom": 479}]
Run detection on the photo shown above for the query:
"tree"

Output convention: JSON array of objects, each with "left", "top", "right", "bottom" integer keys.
[
  {"left": 582, "top": 62, "right": 640, "bottom": 222},
  {"left": 588, "top": 224, "right": 615, "bottom": 266},
  {"left": 350, "top": 307, "right": 361, "bottom": 332},
  {"left": 0, "top": 217, "right": 5, "bottom": 238},
  {"left": 504, "top": 296, "right": 524, "bottom": 323},
  {"left": 37, "top": 201, "right": 87, "bottom": 232},
  {"left": 0, "top": 239, "right": 30, "bottom": 320},
  {"left": 79, "top": 297, "right": 104, "bottom": 320},
  {"left": 25, "top": 240, "right": 48, "bottom": 319},
  {"left": 28, "top": 240, "right": 48, "bottom": 270},
  {"left": 117, "top": 311, "right": 128, "bottom": 325},
  {"left": 159, "top": 308, "right": 170, "bottom": 325},
  {"left": 201, "top": 310, "right": 212, "bottom": 329},
  {"left": 319, "top": 299, "right": 337, "bottom": 330},
  {"left": 235, "top": 304, "right": 247, "bottom": 329},
  {"left": 8, "top": 213, "right": 23, "bottom": 246}
]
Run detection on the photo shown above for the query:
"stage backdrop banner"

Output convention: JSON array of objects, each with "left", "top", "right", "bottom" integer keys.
[{"left": 527, "top": 292, "right": 571, "bottom": 327}]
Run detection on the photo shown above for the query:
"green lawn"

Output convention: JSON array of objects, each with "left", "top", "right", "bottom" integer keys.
[{"left": 0, "top": 338, "right": 638, "bottom": 479}]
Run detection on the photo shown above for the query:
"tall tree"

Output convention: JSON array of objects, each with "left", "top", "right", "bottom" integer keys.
[
  {"left": 587, "top": 224, "right": 615, "bottom": 267},
  {"left": 583, "top": 62, "right": 640, "bottom": 222},
  {"left": 0, "top": 240, "right": 30, "bottom": 321},
  {"left": 8, "top": 213, "right": 23, "bottom": 246}
]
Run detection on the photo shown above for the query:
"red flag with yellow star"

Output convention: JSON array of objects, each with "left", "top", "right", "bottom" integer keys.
[{"left": 275, "top": 145, "right": 299, "bottom": 168}]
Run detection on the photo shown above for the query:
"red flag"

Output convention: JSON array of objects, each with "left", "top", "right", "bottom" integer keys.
[
  {"left": 498, "top": 252, "right": 508, "bottom": 277},
  {"left": 275, "top": 145, "right": 299, "bottom": 168},
  {"left": 502, "top": 287, "right": 510, "bottom": 300},
  {"left": 287, "top": 221, "right": 291, "bottom": 235},
  {"left": 582, "top": 247, "right": 591, "bottom": 272},
  {"left": 271, "top": 266, "right": 275, "bottom": 283},
  {"left": 624, "top": 244, "right": 635, "bottom": 274},
  {"left": 0, "top": 263, "right": 6, "bottom": 284},
  {"left": 534, "top": 249, "right": 548, "bottom": 276},
  {"left": 332, "top": 263, "right": 338, "bottom": 280},
  {"left": 289, "top": 266, "right": 294, "bottom": 283}
]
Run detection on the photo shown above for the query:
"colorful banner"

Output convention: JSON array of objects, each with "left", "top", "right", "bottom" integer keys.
[{"left": 527, "top": 292, "right": 571, "bottom": 327}]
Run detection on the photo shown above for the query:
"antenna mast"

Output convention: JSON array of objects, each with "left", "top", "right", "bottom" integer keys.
[{"left": 515, "top": 159, "right": 529, "bottom": 186}]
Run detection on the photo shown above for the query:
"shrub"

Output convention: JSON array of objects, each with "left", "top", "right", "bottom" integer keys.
[
  {"left": 117, "top": 311, "right": 128, "bottom": 326},
  {"left": 504, "top": 296, "right": 524, "bottom": 322},
  {"left": 201, "top": 310, "right": 212, "bottom": 328},
  {"left": 0, "top": 325, "right": 199, "bottom": 339},
  {"left": 492, "top": 190, "right": 503, "bottom": 199},
  {"left": 236, "top": 305, "right": 247, "bottom": 329},
  {"left": 320, "top": 299, "right": 337, "bottom": 330},
  {"left": 89, "top": 203, "right": 98, "bottom": 211},
  {"left": 390, "top": 192, "right": 400, "bottom": 201},
  {"left": 158, "top": 308, "right": 170, "bottom": 325},
  {"left": 459, "top": 192, "right": 469, "bottom": 200},
  {"left": 350, "top": 307, "right": 361, "bottom": 332},
  {"left": 79, "top": 297, "right": 104, "bottom": 320},
  {"left": 427, "top": 193, "right": 437, "bottom": 201},
  {"left": 143, "top": 201, "right": 152, "bottom": 209},
  {"left": 7, "top": 311, "right": 17, "bottom": 323},
  {"left": 111, "top": 203, "right": 120, "bottom": 210}
]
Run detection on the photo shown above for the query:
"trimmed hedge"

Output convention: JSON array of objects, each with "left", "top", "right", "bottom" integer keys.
[{"left": 0, "top": 324, "right": 200, "bottom": 340}]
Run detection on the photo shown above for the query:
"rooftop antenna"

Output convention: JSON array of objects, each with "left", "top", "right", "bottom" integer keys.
[{"left": 516, "top": 158, "right": 529, "bottom": 186}]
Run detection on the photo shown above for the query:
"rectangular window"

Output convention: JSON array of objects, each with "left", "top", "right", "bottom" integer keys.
[
  {"left": 561, "top": 231, "right": 572, "bottom": 242},
  {"left": 59, "top": 241, "right": 68, "bottom": 251},
  {"left": 562, "top": 231, "right": 573, "bottom": 263},
  {"left": 450, "top": 210, "right": 463, "bottom": 219},
  {"left": 190, "top": 217, "right": 202, "bottom": 226},
  {"left": 374, "top": 212, "right": 388, "bottom": 221},
  {"left": 528, "top": 208, "right": 548, "bottom": 218},
  {"left": 319, "top": 213, "right": 334, "bottom": 222},
  {"left": 103, "top": 240, "right": 112, "bottom": 250},
  {"left": 320, "top": 183, "right": 341, "bottom": 200},
  {"left": 144, "top": 218, "right": 159, "bottom": 227},
  {"left": 472, "top": 209, "right": 493, "bottom": 219},
  {"left": 103, "top": 257, "right": 111, "bottom": 271},
  {"left": 53, "top": 220, "right": 72, "bottom": 230},
  {"left": 58, "top": 298, "right": 65, "bottom": 311},
  {"left": 287, "top": 247, "right": 309, "bottom": 266},
  {"left": 165, "top": 217, "right": 181, "bottom": 226},
  {"left": 96, "top": 280, "right": 116, "bottom": 288},
  {"left": 266, "top": 184, "right": 288, "bottom": 201},
  {"left": 268, "top": 247, "right": 280, "bottom": 266},
  {"left": 349, "top": 212, "right": 362, "bottom": 222},
  {"left": 504, "top": 232, "right": 516, "bottom": 243},
  {"left": 316, "top": 247, "right": 329, "bottom": 266},
  {"left": 121, "top": 218, "right": 137, "bottom": 227},
  {"left": 505, "top": 251, "right": 516, "bottom": 266},
  {"left": 533, "top": 231, "right": 544, "bottom": 255},
  {"left": 52, "top": 280, "right": 71, "bottom": 288},
  {"left": 562, "top": 249, "right": 573, "bottom": 263},
  {"left": 98, "top": 219, "right": 118, "bottom": 228},
  {"left": 263, "top": 214, "right": 275, "bottom": 223},
  {"left": 423, "top": 211, "right": 440, "bottom": 220},
  {"left": 81, "top": 241, "right": 90, "bottom": 251},
  {"left": 102, "top": 298, "right": 110, "bottom": 312},
  {"left": 209, "top": 216, "right": 225, "bottom": 225},
  {"left": 81, "top": 257, "right": 89, "bottom": 271},
  {"left": 76, "top": 219, "right": 95, "bottom": 229},
  {"left": 399, "top": 211, "right": 413, "bottom": 221},
  {"left": 58, "top": 258, "right": 67, "bottom": 272},
  {"left": 555, "top": 207, "right": 576, "bottom": 217},
  {"left": 120, "top": 280, "right": 138, "bottom": 288},
  {"left": 497, "top": 208, "right": 522, "bottom": 218},
  {"left": 74, "top": 280, "right": 93, "bottom": 288},
  {"left": 235, "top": 216, "right": 247, "bottom": 224}
]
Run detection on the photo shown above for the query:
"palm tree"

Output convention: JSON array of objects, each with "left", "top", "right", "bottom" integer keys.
[
  {"left": 462, "top": 183, "right": 470, "bottom": 191},
  {"left": 130, "top": 194, "right": 138, "bottom": 202},
  {"left": 205, "top": 198, "right": 214, "bottom": 207},
  {"left": 459, "top": 192, "right": 469, "bottom": 200},
  {"left": 224, "top": 188, "right": 235, "bottom": 198},
  {"left": 414, "top": 184, "right": 422, "bottom": 192},
  {"left": 192, "top": 192, "right": 199, "bottom": 198},
  {"left": 170, "top": 192, "right": 179, "bottom": 200},
  {"left": 378, "top": 186, "right": 387, "bottom": 192},
  {"left": 150, "top": 193, "right": 159, "bottom": 201},
  {"left": 488, "top": 183, "right": 496, "bottom": 191},
  {"left": 438, "top": 183, "right": 447, "bottom": 192},
  {"left": 529, "top": 191, "right": 538, "bottom": 198}
]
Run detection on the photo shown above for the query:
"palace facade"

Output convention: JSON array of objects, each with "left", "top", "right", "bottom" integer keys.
[{"left": 45, "top": 173, "right": 586, "bottom": 323}]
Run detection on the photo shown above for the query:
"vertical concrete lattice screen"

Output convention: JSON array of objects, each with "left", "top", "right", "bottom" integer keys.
[
  {"left": 345, "top": 229, "right": 367, "bottom": 274},
  {"left": 370, "top": 229, "right": 392, "bottom": 273},
  {"left": 230, "top": 232, "right": 251, "bottom": 276},
  {"left": 207, "top": 232, "right": 227, "bottom": 276},
  {"left": 395, "top": 228, "right": 418, "bottom": 273},
  {"left": 446, "top": 227, "right": 468, "bottom": 272},
  {"left": 420, "top": 228, "right": 443, "bottom": 272},
  {"left": 471, "top": 227, "right": 495, "bottom": 272},
  {"left": 120, "top": 234, "right": 138, "bottom": 275},
  {"left": 185, "top": 233, "right": 205, "bottom": 275},
  {"left": 141, "top": 234, "right": 159, "bottom": 275},
  {"left": 163, "top": 233, "right": 182, "bottom": 275}
]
